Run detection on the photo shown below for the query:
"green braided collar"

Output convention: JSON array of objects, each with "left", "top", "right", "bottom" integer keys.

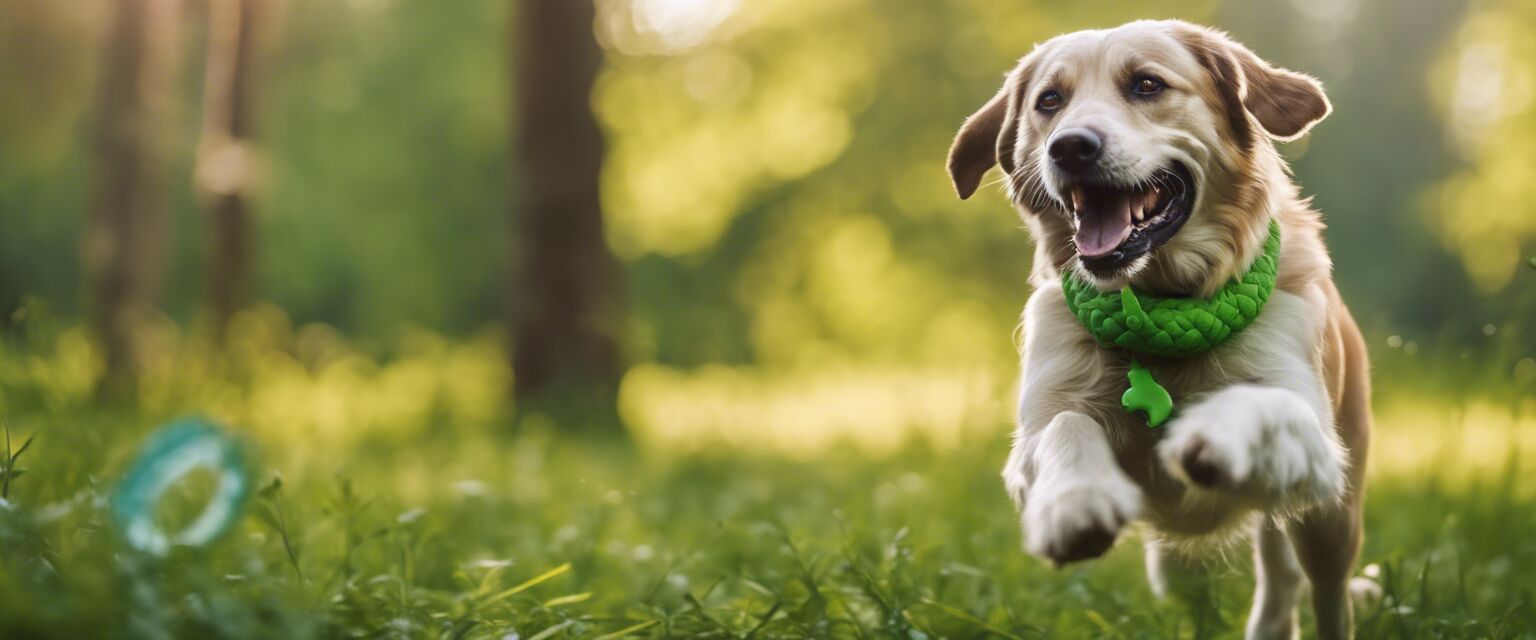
[{"left": 1062, "top": 219, "right": 1281, "bottom": 358}]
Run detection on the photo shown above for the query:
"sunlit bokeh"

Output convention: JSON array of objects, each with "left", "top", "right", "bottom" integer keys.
[{"left": 1429, "top": 0, "right": 1536, "bottom": 291}]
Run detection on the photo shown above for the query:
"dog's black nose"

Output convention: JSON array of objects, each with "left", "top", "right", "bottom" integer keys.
[{"left": 1048, "top": 128, "right": 1103, "bottom": 172}]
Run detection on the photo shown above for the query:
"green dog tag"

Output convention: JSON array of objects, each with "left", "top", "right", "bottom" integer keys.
[{"left": 1121, "top": 360, "right": 1173, "bottom": 428}]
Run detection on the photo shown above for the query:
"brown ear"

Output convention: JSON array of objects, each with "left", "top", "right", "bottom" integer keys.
[
  {"left": 1233, "top": 48, "right": 1330, "bottom": 140},
  {"left": 1179, "top": 27, "right": 1331, "bottom": 141},
  {"left": 947, "top": 83, "right": 1013, "bottom": 200}
]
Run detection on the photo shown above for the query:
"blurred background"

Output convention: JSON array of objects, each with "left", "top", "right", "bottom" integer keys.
[
  {"left": 1, "top": 1, "right": 1535, "bottom": 636},
  {"left": 0, "top": 0, "right": 1532, "bottom": 453}
]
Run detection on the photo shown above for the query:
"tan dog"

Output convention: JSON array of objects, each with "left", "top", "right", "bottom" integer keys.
[{"left": 948, "top": 20, "right": 1372, "bottom": 640}]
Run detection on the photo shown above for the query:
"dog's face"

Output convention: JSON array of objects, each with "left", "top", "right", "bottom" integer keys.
[{"left": 948, "top": 20, "right": 1329, "bottom": 291}]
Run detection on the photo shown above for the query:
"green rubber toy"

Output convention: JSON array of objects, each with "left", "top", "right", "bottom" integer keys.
[
  {"left": 1061, "top": 220, "right": 1281, "bottom": 358},
  {"left": 1122, "top": 360, "right": 1173, "bottom": 427},
  {"left": 1063, "top": 220, "right": 1283, "bottom": 427}
]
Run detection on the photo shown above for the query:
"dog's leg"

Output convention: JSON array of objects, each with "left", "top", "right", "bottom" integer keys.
[
  {"left": 1144, "top": 539, "right": 1206, "bottom": 600},
  {"left": 1003, "top": 411, "right": 1142, "bottom": 566},
  {"left": 1148, "top": 540, "right": 1241, "bottom": 636},
  {"left": 1144, "top": 539, "right": 1174, "bottom": 599},
  {"left": 1289, "top": 501, "right": 1363, "bottom": 640},
  {"left": 1246, "top": 517, "right": 1304, "bottom": 640},
  {"left": 1006, "top": 286, "right": 1142, "bottom": 566},
  {"left": 1145, "top": 539, "right": 1207, "bottom": 600}
]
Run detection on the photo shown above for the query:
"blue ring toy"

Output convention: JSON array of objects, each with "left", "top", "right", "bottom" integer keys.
[{"left": 111, "top": 417, "right": 251, "bottom": 555}]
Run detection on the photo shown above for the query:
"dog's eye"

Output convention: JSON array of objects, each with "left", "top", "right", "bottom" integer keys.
[
  {"left": 1131, "top": 76, "right": 1164, "bottom": 96},
  {"left": 1036, "top": 90, "right": 1063, "bottom": 112}
]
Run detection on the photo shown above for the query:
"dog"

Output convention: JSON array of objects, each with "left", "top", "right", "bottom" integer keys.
[{"left": 947, "top": 20, "right": 1372, "bottom": 640}]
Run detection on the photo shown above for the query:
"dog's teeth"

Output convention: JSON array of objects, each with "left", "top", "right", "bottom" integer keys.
[{"left": 1070, "top": 187, "right": 1085, "bottom": 213}]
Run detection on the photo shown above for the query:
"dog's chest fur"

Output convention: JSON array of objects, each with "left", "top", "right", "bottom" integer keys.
[{"left": 1028, "top": 284, "right": 1326, "bottom": 537}]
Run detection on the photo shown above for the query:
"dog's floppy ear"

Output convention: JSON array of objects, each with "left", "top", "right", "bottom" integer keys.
[
  {"left": 1180, "top": 27, "right": 1331, "bottom": 141},
  {"left": 1233, "top": 46, "right": 1331, "bottom": 140},
  {"left": 947, "top": 77, "right": 1018, "bottom": 200}
]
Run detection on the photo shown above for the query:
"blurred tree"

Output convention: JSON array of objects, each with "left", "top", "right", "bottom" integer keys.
[
  {"left": 0, "top": 2, "right": 101, "bottom": 321},
  {"left": 509, "top": 0, "right": 625, "bottom": 429},
  {"left": 85, "top": 0, "right": 183, "bottom": 395},
  {"left": 196, "top": 0, "right": 268, "bottom": 340}
]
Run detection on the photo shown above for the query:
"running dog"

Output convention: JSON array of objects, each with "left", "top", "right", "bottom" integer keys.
[{"left": 947, "top": 20, "right": 1372, "bottom": 640}]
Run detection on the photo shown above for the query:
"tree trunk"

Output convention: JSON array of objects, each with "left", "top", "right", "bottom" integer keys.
[
  {"left": 509, "top": 0, "right": 625, "bottom": 429},
  {"left": 197, "top": 0, "right": 265, "bottom": 340},
  {"left": 85, "top": 0, "right": 182, "bottom": 396}
]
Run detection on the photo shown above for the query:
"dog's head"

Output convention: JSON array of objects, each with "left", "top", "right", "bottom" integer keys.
[{"left": 948, "top": 20, "right": 1329, "bottom": 293}]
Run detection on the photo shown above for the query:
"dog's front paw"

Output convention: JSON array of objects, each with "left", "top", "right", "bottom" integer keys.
[
  {"left": 1157, "top": 386, "right": 1345, "bottom": 505},
  {"left": 1023, "top": 475, "right": 1142, "bottom": 566}
]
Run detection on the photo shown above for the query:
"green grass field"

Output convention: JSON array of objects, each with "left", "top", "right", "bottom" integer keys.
[{"left": 0, "top": 325, "right": 1532, "bottom": 639}]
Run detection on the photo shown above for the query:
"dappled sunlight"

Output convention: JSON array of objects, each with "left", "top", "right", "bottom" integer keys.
[
  {"left": 597, "top": 0, "right": 740, "bottom": 55},
  {"left": 619, "top": 362, "right": 1007, "bottom": 456},
  {"left": 619, "top": 357, "right": 1536, "bottom": 484},
  {"left": 0, "top": 306, "right": 509, "bottom": 479},
  {"left": 7, "top": 305, "right": 1528, "bottom": 483},
  {"left": 1429, "top": 2, "right": 1536, "bottom": 291},
  {"left": 1372, "top": 394, "right": 1536, "bottom": 485},
  {"left": 596, "top": 0, "right": 875, "bottom": 258},
  {"left": 724, "top": 192, "right": 1024, "bottom": 373}
]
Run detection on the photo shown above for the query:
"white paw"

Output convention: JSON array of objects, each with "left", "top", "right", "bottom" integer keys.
[
  {"left": 1023, "top": 475, "right": 1142, "bottom": 566},
  {"left": 1158, "top": 386, "right": 1346, "bottom": 506}
]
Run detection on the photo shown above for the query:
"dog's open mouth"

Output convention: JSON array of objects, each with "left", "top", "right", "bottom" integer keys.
[{"left": 1068, "top": 162, "right": 1195, "bottom": 274}]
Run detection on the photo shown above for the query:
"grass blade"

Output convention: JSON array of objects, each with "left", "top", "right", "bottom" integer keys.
[
  {"left": 526, "top": 619, "right": 576, "bottom": 640},
  {"left": 542, "top": 592, "right": 593, "bottom": 608},
  {"left": 482, "top": 563, "right": 572, "bottom": 607},
  {"left": 594, "top": 619, "right": 659, "bottom": 639},
  {"left": 918, "top": 598, "right": 1027, "bottom": 640}
]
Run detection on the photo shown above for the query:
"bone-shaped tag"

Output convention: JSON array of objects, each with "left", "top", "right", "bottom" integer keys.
[{"left": 1121, "top": 360, "right": 1173, "bottom": 428}]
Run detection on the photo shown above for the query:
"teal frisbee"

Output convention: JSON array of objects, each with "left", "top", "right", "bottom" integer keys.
[{"left": 110, "top": 417, "right": 251, "bottom": 556}]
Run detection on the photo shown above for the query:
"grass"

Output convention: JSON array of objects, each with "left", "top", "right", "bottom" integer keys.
[
  {"left": 2, "top": 416, "right": 1533, "bottom": 638},
  {"left": 0, "top": 319, "right": 1532, "bottom": 638}
]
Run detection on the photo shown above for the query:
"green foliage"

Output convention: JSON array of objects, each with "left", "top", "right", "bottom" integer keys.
[
  {"left": 0, "top": 320, "right": 1527, "bottom": 638},
  {"left": 3, "top": 0, "right": 1530, "bottom": 362},
  {"left": 0, "top": 401, "right": 1534, "bottom": 637},
  {"left": 1, "top": 423, "right": 32, "bottom": 500}
]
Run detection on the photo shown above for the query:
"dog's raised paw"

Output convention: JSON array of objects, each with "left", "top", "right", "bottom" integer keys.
[
  {"left": 1023, "top": 478, "right": 1142, "bottom": 566},
  {"left": 1159, "top": 413, "right": 1254, "bottom": 491},
  {"left": 1177, "top": 438, "right": 1230, "bottom": 488},
  {"left": 1158, "top": 386, "right": 1346, "bottom": 505}
]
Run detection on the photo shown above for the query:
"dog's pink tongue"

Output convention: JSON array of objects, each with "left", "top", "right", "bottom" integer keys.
[{"left": 1073, "top": 190, "right": 1133, "bottom": 259}]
